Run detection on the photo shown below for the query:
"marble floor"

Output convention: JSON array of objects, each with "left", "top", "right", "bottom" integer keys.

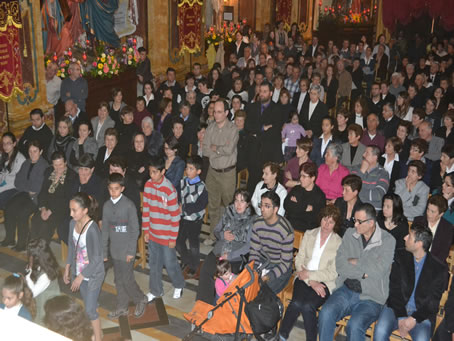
[{"left": 0, "top": 223, "right": 311, "bottom": 340}]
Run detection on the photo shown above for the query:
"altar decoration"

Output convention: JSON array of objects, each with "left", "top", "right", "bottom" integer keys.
[
  {"left": 178, "top": 0, "right": 203, "bottom": 55},
  {"left": 276, "top": 0, "right": 292, "bottom": 29}
]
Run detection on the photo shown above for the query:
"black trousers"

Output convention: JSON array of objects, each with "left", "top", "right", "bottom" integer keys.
[
  {"left": 4, "top": 192, "right": 36, "bottom": 247},
  {"left": 112, "top": 259, "right": 145, "bottom": 310},
  {"left": 30, "top": 211, "right": 62, "bottom": 243},
  {"left": 176, "top": 219, "right": 202, "bottom": 271},
  {"left": 279, "top": 278, "right": 330, "bottom": 341},
  {"left": 432, "top": 318, "right": 452, "bottom": 341},
  {"left": 196, "top": 252, "right": 242, "bottom": 304}
]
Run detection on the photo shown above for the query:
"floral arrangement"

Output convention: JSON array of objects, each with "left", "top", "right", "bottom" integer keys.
[
  {"left": 205, "top": 21, "right": 243, "bottom": 46},
  {"left": 120, "top": 37, "right": 140, "bottom": 67},
  {"left": 45, "top": 49, "right": 84, "bottom": 78},
  {"left": 319, "top": 4, "right": 376, "bottom": 25},
  {"left": 90, "top": 53, "right": 120, "bottom": 78}
]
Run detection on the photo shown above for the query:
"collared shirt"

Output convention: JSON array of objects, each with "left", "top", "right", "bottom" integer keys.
[
  {"left": 307, "top": 230, "right": 332, "bottom": 271},
  {"left": 32, "top": 123, "right": 45, "bottom": 131},
  {"left": 69, "top": 109, "right": 81, "bottom": 123},
  {"left": 284, "top": 78, "right": 300, "bottom": 100},
  {"left": 428, "top": 219, "right": 441, "bottom": 252},
  {"left": 46, "top": 75, "right": 62, "bottom": 105},
  {"left": 111, "top": 194, "right": 123, "bottom": 204},
  {"left": 447, "top": 163, "right": 454, "bottom": 174},
  {"left": 180, "top": 113, "right": 189, "bottom": 122},
  {"left": 202, "top": 120, "right": 239, "bottom": 169},
  {"left": 272, "top": 88, "right": 281, "bottom": 103},
  {"left": 355, "top": 113, "right": 363, "bottom": 128},
  {"left": 368, "top": 132, "right": 376, "bottom": 140},
  {"left": 297, "top": 91, "right": 307, "bottom": 113},
  {"left": 406, "top": 254, "right": 427, "bottom": 315},
  {"left": 308, "top": 100, "right": 318, "bottom": 121},
  {"left": 382, "top": 153, "right": 399, "bottom": 178},
  {"left": 320, "top": 134, "right": 333, "bottom": 157}
]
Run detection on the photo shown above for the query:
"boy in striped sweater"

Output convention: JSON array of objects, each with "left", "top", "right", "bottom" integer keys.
[
  {"left": 176, "top": 156, "right": 208, "bottom": 278},
  {"left": 142, "top": 157, "right": 185, "bottom": 301},
  {"left": 249, "top": 191, "right": 294, "bottom": 294}
]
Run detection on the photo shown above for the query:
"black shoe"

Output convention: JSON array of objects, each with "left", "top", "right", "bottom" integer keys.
[
  {"left": 12, "top": 244, "right": 25, "bottom": 252},
  {"left": 134, "top": 296, "right": 148, "bottom": 318},
  {"left": 0, "top": 239, "right": 14, "bottom": 247},
  {"left": 107, "top": 308, "right": 128, "bottom": 319}
]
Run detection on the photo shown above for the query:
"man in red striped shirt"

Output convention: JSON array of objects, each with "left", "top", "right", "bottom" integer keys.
[{"left": 142, "top": 156, "right": 185, "bottom": 301}]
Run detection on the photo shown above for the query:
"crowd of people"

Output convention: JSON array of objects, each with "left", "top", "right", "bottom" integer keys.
[{"left": 2, "top": 20, "right": 454, "bottom": 341}]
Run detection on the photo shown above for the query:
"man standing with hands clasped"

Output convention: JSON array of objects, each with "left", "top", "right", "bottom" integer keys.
[{"left": 202, "top": 100, "right": 239, "bottom": 246}]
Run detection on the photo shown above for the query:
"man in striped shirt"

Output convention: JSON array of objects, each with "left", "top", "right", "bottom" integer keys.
[
  {"left": 142, "top": 156, "right": 185, "bottom": 301},
  {"left": 249, "top": 191, "right": 294, "bottom": 294}
]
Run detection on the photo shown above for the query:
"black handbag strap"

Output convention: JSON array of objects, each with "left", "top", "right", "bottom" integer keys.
[{"left": 74, "top": 219, "right": 92, "bottom": 263}]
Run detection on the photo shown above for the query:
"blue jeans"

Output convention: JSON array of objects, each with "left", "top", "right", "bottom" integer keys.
[
  {"left": 318, "top": 285, "right": 382, "bottom": 341},
  {"left": 148, "top": 240, "right": 185, "bottom": 296},
  {"left": 374, "top": 305, "right": 432, "bottom": 341},
  {"left": 79, "top": 280, "right": 101, "bottom": 320}
]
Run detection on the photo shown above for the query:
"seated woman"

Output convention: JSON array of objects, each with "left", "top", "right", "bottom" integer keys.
[
  {"left": 414, "top": 194, "right": 452, "bottom": 264},
  {"left": 379, "top": 137, "right": 402, "bottom": 193},
  {"left": 109, "top": 87, "right": 127, "bottom": 127},
  {"left": 315, "top": 143, "right": 349, "bottom": 203},
  {"left": 279, "top": 205, "right": 342, "bottom": 341},
  {"left": 431, "top": 144, "right": 454, "bottom": 193},
  {"left": 196, "top": 189, "right": 255, "bottom": 304},
  {"left": 69, "top": 121, "right": 98, "bottom": 171},
  {"left": 156, "top": 98, "right": 174, "bottom": 138},
  {"left": 400, "top": 138, "right": 432, "bottom": 186},
  {"left": 142, "top": 116, "right": 163, "bottom": 157},
  {"left": 340, "top": 124, "right": 366, "bottom": 170},
  {"left": 47, "top": 117, "right": 75, "bottom": 163},
  {"left": 310, "top": 117, "right": 336, "bottom": 167},
  {"left": 127, "top": 132, "right": 151, "bottom": 190},
  {"left": 91, "top": 101, "right": 115, "bottom": 148},
  {"left": 30, "top": 151, "right": 77, "bottom": 244},
  {"left": 251, "top": 162, "right": 287, "bottom": 216},
  {"left": 334, "top": 174, "right": 363, "bottom": 237},
  {"left": 0, "top": 132, "right": 26, "bottom": 209},
  {"left": 94, "top": 128, "right": 119, "bottom": 179},
  {"left": 377, "top": 193, "right": 408, "bottom": 250},
  {"left": 335, "top": 108, "right": 350, "bottom": 143},
  {"left": 283, "top": 137, "right": 312, "bottom": 191},
  {"left": 442, "top": 172, "right": 454, "bottom": 225},
  {"left": 2, "top": 141, "right": 48, "bottom": 250},
  {"left": 284, "top": 162, "right": 326, "bottom": 232},
  {"left": 395, "top": 160, "right": 429, "bottom": 222},
  {"left": 116, "top": 106, "right": 139, "bottom": 154},
  {"left": 396, "top": 120, "right": 412, "bottom": 163},
  {"left": 164, "top": 136, "right": 185, "bottom": 192}
]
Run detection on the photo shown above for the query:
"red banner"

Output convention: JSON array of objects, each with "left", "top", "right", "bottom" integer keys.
[
  {"left": 178, "top": 0, "right": 202, "bottom": 55},
  {"left": 276, "top": 0, "right": 292, "bottom": 29},
  {"left": 0, "top": 0, "right": 23, "bottom": 101}
]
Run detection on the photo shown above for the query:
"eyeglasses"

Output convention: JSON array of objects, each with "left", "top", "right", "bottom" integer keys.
[{"left": 352, "top": 218, "right": 372, "bottom": 225}]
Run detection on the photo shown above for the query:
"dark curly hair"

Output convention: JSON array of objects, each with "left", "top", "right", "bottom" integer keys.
[
  {"left": 27, "top": 238, "right": 60, "bottom": 283},
  {"left": 44, "top": 295, "right": 93, "bottom": 341}
]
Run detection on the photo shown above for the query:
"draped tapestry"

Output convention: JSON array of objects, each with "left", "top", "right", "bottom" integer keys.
[{"left": 178, "top": 0, "right": 203, "bottom": 55}]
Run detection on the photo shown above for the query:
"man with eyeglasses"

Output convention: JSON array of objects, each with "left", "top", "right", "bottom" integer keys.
[
  {"left": 318, "top": 203, "right": 395, "bottom": 341},
  {"left": 249, "top": 191, "right": 294, "bottom": 294}
]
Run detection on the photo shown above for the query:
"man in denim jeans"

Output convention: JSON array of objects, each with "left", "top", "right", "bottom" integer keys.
[{"left": 318, "top": 203, "right": 395, "bottom": 341}]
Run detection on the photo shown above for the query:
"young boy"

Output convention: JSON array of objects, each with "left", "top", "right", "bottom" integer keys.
[
  {"left": 102, "top": 173, "right": 148, "bottom": 319},
  {"left": 176, "top": 156, "right": 208, "bottom": 278},
  {"left": 142, "top": 156, "right": 185, "bottom": 301}
]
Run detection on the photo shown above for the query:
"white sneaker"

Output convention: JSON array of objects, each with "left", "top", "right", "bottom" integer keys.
[
  {"left": 146, "top": 292, "right": 156, "bottom": 302},
  {"left": 173, "top": 288, "right": 183, "bottom": 299}
]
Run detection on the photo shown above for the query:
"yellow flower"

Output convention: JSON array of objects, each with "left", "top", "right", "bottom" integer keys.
[
  {"left": 65, "top": 60, "right": 70, "bottom": 65},
  {"left": 213, "top": 34, "right": 217, "bottom": 39},
  {"left": 101, "top": 57, "right": 106, "bottom": 63},
  {"left": 228, "top": 38, "right": 232, "bottom": 42},
  {"left": 98, "top": 63, "right": 103, "bottom": 69}
]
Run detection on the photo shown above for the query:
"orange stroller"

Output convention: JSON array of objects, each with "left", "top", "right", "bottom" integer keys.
[{"left": 184, "top": 261, "right": 260, "bottom": 341}]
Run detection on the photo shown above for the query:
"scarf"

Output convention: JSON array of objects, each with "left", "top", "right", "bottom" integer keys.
[{"left": 48, "top": 168, "right": 67, "bottom": 194}]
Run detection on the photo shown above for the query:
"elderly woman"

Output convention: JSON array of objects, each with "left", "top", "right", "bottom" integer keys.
[
  {"left": 196, "top": 189, "right": 255, "bottom": 304},
  {"left": 47, "top": 117, "right": 75, "bottom": 163},
  {"left": 279, "top": 205, "right": 342, "bottom": 341},
  {"left": 251, "top": 162, "right": 287, "bottom": 216},
  {"left": 283, "top": 137, "right": 313, "bottom": 190},
  {"left": 127, "top": 132, "right": 151, "bottom": 190},
  {"left": 2, "top": 141, "right": 48, "bottom": 250},
  {"left": 316, "top": 143, "right": 350, "bottom": 202},
  {"left": 142, "top": 116, "right": 164, "bottom": 157},
  {"left": 91, "top": 102, "right": 115, "bottom": 148},
  {"left": 94, "top": 128, "right": 119, "bottom": 179},
  {"left": 164, "top": 136, "right": 185, "bottom": 191},
  {"left": 395, "top": 160, "right": 430, "bottom": 222},
  {"left": 340, "top": 124, "right": 366, "bottom": 170},
  {"left": 379, "top": 137, "right": 402, "bottom": 192},
  {"left": 334, "top": 174, "right": 363, "bottom": 237},
  {"left": 30, "top": 151, "right": 77, "bottom": 244},
  {"left": 284, "top": 162, "right": 326, "bottom": 231},
  {"left": 377, "top": 193, "right": 408, "bottom": 250},
  {"left": 69, "top": 121, "right": 98, "bottom": 171}
]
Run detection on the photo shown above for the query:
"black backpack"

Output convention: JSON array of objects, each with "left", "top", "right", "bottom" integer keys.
[{"left": 245, "top": 281, "right": 283, "bottom": 340}]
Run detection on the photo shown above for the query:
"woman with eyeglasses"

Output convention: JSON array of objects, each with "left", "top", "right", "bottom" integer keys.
[
  {"left": 279, "top": 205, "right": 342, "bottom": 341},
  {"left": 196, "top": 189, "right": 255, "bottom": 304},
  {"left": 377, "top": 193, "right": 408, "bottom": 250}
]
